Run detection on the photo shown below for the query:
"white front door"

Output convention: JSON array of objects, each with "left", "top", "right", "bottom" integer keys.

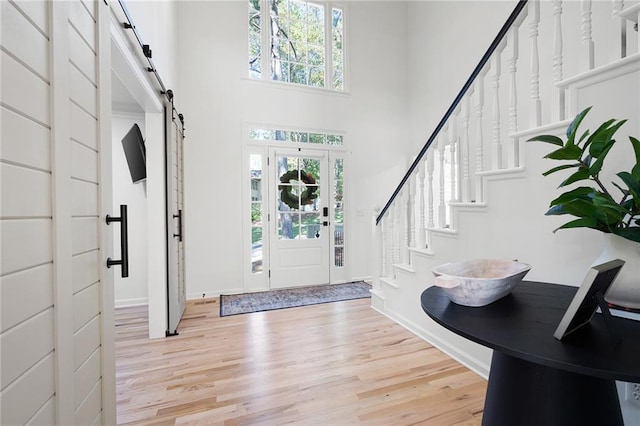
[{"left": 269, "top": 148, "right": 330, "bottom": 288}]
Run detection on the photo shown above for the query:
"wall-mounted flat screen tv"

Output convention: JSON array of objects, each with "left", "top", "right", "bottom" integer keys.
[{"left": 121, "top": 123, "right": 146, "bottom": 184}]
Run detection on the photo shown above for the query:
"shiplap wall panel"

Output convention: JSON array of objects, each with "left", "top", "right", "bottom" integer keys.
[
  {"left": 0, "top": 308, "right": 54, "bottom": 390},
  {"left": 71, "top": 217, "right": 99, "bottom": 255},
  {"left": 0, "top": 353, "right": 55, "bottom": 425},
  {"left": 70, "top": 102, "right": 98, "bottom": 150},
  {"left": 0, "top": 264, "right": 53, "bottom": 333},
  {"left": 74, "top": 349, "right": 100, "bottom": 408},
  {"left": 1, "top": 219, "right": 53, "bottom": 275},
  {"left": 1, "top": 107, "right": 51, "bottom": 171},
  {"left": 73, "top": 282, "right": 99, "bottom": 332},
  {"left": 1, "top": 51, "right": 50, "bottom": 126},
  {"left": 71, "top": 141, "right": 98, "bottom": 183},
  {"left": 72, "top": 180, "right": 99, "bottom": 217},
  {"left": 1, "top": 1, "right": 49, "bottom": 80},
  {"left": 69, "top": 25, "right": 96, "bottom": 84},
  {"left": 69, "top": 2, "right": 104, "bottom": 422},
  {"left": 74, "top": 315, "right": 100, "bottom": 370},
  {"left": 74, "top": 380, "right": 101, "bottom": 425},
  {"left": 72, "top": 250, "right": 100, "bottom": 294},
  {"left": 70, "top": 64, "right": 97, "bottom": 118},
  {"left": 69, "top": 0, "right": 96, "bottom": 51},
  {"left": 79, "top": 0, "right": 96, "bottom": 20},
  {"left": 10, "top": 1, "right": 49, "bottom": 36},
  {"left": 0, "top": 163, "right": 51, "bottom": 218},
  {"left": 26, "top": 396, "right": 56, "bottom": 425}
]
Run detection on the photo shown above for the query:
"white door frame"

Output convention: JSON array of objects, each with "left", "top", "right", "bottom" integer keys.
[
  {"left": 109, "top": 5, "right": 166, "bottom": 339},
  {"left": 242, "top": 133, "right": 349, "bottom": 292}
]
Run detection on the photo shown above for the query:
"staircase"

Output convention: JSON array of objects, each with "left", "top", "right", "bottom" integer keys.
[{"left": 371, "top": 0, "right": 640, "bottom": 379}]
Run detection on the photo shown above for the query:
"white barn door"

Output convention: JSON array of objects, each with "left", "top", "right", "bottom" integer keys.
[
  {"left": 0, "top": 1, "right": 115, "bottom": 424},
  {"left": 165, "top": 100, "right": 186, "bottom": 335}
]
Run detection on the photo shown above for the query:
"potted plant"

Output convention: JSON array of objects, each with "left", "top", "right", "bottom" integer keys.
[{"left": 528, "top": 106, "right": 640, "bottom": 308}]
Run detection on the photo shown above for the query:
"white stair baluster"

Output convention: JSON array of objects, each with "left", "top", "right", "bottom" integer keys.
[
  {"left": 379, "top": 212, "right": 387, "bottom": 278},
  {"left": 394, "top": 197, "right": 401, "bottom": 266},
  {"left": 530, "top": 0, "right": 542, "bottom": 127},
  {"left": 474, "top": 75, "right": 486, "bottom": 203},
  {"left": 462, "top": 95, "right": 472, "bottom": 203},
  {"left": 438, "top": 136, "right": 447, "bottom": 228},
  {"left": 385, "top": 213, "right": 395, "bottom": 277},
  {"left": 552, "top": 0, "right": 566, "bottom": 121},
  {"left": 427, "top": 150, "right": 435, "bottom": 229},
  {"left": 402, "top": 185, "right": 410, "bottom": 264},
  {"left": 408, "top": 171, "right": 416, "bottom": 250},
  {"left": 492, "top": 48, "right": 504, "bottom": 170},
  {"left": 581, "top": 0, "right": 595, "bottom": 71},
  {"left": 417, "top": 160, "right": 426, "bottom": 248},
  {"left": 449, "top": 112, "right": 459, "bottom": 203},
  {"left": 610, "top": 0, "right": 626, "bottom": 61},
  {"left": 509, "top": 27, "right": 520, "bottom": 168}
]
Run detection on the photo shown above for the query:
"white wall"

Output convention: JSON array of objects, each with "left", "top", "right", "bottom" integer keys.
[
  {"left": 407, "top": 1, "right": 515, "bottom": 152},
  {"left": 177, "top": 1, "right": 412, "bottom": 297},
  {"left": 112, "top": 114, "right": 149, "bottom": 307},
  {"left": 122, "top": 0, "right": 179, "bottom": 94}
]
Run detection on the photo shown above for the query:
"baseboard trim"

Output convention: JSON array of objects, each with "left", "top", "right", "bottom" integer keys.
[
  {"left": 115, "top": 297, "right": 148, "bottom": 308},
  {"left": 372, "top": 306, "right": 490, "bottom": 380}
]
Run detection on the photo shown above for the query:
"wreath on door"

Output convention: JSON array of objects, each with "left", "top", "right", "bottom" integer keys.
[{"left": 279, "top": 170, "right": 318, "bottom": 209}]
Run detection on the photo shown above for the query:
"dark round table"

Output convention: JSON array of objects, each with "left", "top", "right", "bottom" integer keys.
[{"left": 421, "top": 281, "right": 640, "bottom": 426}]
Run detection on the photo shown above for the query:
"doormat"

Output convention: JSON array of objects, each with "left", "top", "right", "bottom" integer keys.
[{"left": 219, "top": 281, "right": 371, "bottom": 317}]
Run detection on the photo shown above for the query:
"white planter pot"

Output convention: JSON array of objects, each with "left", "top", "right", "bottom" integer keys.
[{"left": 592, "top": 233, "right": 640, "bottom": 309}]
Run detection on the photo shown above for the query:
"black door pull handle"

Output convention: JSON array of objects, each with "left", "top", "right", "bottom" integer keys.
[
  {"left": 173, "top": 209, "right": 183, "bottom": 241},
  {"left": 106, "top": 204, "right": 129, "bottom": 278}
]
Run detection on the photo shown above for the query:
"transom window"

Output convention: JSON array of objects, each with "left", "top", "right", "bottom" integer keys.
[
  {"left": 250, "top": 127, "right": 344, "bottom": 146},
  {"left": 249, "top": 0, "right": 345, "bottom": 90}
]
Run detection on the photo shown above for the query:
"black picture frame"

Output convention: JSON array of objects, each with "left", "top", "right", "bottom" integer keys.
[{"left": 554, "top": 259, "right": 626, "bottom": 341}]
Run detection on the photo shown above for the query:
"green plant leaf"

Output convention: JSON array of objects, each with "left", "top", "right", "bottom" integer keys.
[
  {"left": 545, "top": 205, "right": 567, "bottom": 216},
  {"left": 612, "top": 227, "right": 640, "bottom": 243},
  {"left": 588, "top": 141, "right": 614, "bottom": 176},
  {"left": 584, "top": 118, "right": 616, "bottom": 154},
  {"left": 588, "top": 119, "right": 626, "bottom": 158},
  {"left": 527, "top": 134, "right": 564, "bottom": 146},
  {"left": 630, "top": 136, "right": 640, "bottom": 178},
  {"left": 545, "top": 144, "right": 583, "bottom": 161},
  {"left": 617, "top": 171, "right": 640, "bottom": 207},
  {"left": 553, "top": 217, "right": 600, "bottom": 233},
  {"left": 559, "top": 168, "right": 590, "bottom": 187},
  {"left": 549, "top": 187, "right": 596, "bottom": 206},
  {"left": 578, "top": 130, "right": 590, "bottom": 145},
  {"left": 542, "top": 163, "right": 581, "bottom": 176},
  {"left": 566, "top": 107, "right": 592, "bottom": 143}
]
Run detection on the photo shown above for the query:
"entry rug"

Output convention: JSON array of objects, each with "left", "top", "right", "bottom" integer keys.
[{"left": 219, "top": 281, "right": 371, "bottom": 317}]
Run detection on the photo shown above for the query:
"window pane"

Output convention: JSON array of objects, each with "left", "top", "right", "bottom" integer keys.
[
  {"left": 251, "top": 203, "right": 262, "bottom": 224},
  {"left": 335, "top": 246, "right": 344, "bottom": 267},
  {"left": 327, "top": 135, "right": 343, "bottom": 146},
  {"left": 300, "top": 213, "right": 321, "bottom": 239},
  {"left": 249, "top": 1, "right": 262, "bottom": 78},
  {"left": 332, "top": 7, "right": 344, "bottom": 90},
  {"left": 278, "top": 212, "right": 299, "bottom": 239},
  {"left": 252, "top": 230, "right": 263, "bottom": 273},
  {"left": 309, "top": 133, "right": 325, "bottom": 144}
]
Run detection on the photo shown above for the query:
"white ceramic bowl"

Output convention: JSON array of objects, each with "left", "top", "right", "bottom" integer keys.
[{"left": 432, "top": 259, "right": 531, "bottom": 307}]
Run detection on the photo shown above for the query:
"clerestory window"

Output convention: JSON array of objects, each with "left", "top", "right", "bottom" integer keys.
[{"left": 249, "top": 0, "right": 345, "bottom": 91}]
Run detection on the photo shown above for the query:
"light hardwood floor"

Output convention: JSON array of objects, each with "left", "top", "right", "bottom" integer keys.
[{"left": 116, "top": 298, "right": 487, "bottom": 425}]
